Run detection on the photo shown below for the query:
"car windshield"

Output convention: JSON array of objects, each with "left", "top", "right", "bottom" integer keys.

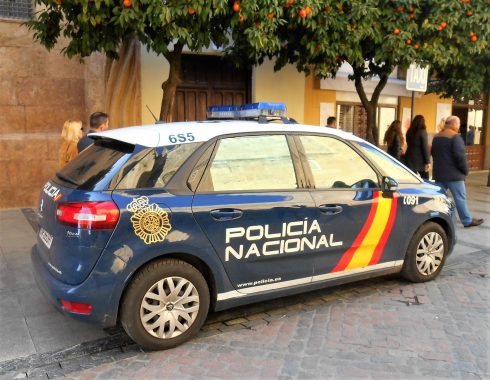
[{"left": 355, "top": 141, "right": 421, "bottom": 183}]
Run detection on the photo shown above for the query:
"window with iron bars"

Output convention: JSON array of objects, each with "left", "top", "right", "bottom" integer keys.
[{"left": 0, "top": 0, "right": 33, "bottom": 21}]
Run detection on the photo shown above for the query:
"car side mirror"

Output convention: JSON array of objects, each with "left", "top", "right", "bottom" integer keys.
[{"left": 382, "top": 176, "right": 398, "bottom": 192}]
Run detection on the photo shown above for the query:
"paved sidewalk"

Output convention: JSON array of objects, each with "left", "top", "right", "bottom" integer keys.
[{"left": 0, "top": 171, "right": 488, "bottom": 379}]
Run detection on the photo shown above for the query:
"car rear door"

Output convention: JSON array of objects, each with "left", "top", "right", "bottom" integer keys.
[
  {"left": 192, "top": 133, "right": 316, "bottom": 293},
  {"left": 294, "top": 134, "right": 401, "bottom": 280},
  {"left": 35, "top": 140, "right": 134, "bottom": 285}
]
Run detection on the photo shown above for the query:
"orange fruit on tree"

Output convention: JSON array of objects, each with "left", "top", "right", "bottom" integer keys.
[
  {"left": 471, "top": 35, "right": 477, "bottom": 42},
  {"left": 187, "top": 7, "right": 196, "bottom": 15},
  {"left": 393, "top": 28, "right": 400, "bottom": 35},
  {"left": 267, "top": 12, "right": 274, "bottom": 19},
  {"left": 406, "top": 39, "right": 412, "bottom": 45},
  {"left": 305, "top": 6, "right": 311, "bottom": 15},
  {"left": 299, "top": 9, "right": 307, "bottom": 18},
  {"left": 233, "top": 1, "right": 240, "bottom": 12},
  {"left": 123, "top": 0, "right": 131, "bottom": 7}
]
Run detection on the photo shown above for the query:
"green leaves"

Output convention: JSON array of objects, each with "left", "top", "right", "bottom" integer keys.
[{"left": 26, "top": 0, "right": 489, "bottom": 102}]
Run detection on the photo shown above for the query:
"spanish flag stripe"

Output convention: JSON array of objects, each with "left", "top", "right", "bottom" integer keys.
[
  {"left": 345, "top": 196, "right": 392, "bottom": 269},
  {"left": 369, "top": 196, "right": 398, "bottom": 265},
  {"left": 332, "top": 192, "right": 379, "bottom": 272}
]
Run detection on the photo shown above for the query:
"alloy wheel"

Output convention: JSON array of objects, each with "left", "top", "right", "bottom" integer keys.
[
  {"left": 140, "top": 276, "right": 200, "bottom": 339},
  {"left": 415, "top": 231, "right": 444, "bottom": 276}
]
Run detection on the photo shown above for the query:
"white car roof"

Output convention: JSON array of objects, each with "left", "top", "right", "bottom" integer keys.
[{"left": 89, "top": 120, "right": 364, "bottom": 148}]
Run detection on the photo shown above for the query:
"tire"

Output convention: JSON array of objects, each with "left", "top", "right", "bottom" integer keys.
[
  {"left": 401, "top": 222, "right": 448, "bottom": 283},
  {"left": 120, "top": 258, "right": 210, "bottom": 350}
]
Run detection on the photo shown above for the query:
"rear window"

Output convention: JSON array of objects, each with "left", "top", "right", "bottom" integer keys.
[
  {"left": 114, "top": 142, "right": 203, "bottom": 189},
  {"left": 55, "top": 139, "right": 134, "bottom": 190}
]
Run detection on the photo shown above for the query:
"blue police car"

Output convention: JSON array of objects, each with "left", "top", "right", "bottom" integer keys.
[{"left": 32, "top": 103, "right": 456, "bottom": 350}]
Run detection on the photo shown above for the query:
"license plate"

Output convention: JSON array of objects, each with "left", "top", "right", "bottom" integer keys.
[{"left": 39, "top": 228, "right": 53, "bottom": 249}]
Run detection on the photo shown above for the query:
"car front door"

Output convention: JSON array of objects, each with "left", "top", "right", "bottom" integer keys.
[
  {"left": 294, "top": 134, "right": 401, "bottom": 281},
  {"left": 192, "top": 134, "right": 317, "bottom": 294}
]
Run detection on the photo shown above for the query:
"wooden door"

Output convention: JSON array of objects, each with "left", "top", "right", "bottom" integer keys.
[{"left": 172, "top": 54, "right": 251, "bottom": 122}]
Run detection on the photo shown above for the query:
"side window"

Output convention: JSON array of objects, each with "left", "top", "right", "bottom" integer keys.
[
  {"left": 198, "top": 135, "right": 298, "bottom": 192},
  {"left": 115, "top": 143, "right": 202, "bottom": 189},
  {"left": 299, "top": 135, "right": 379, "bottom": 189}
]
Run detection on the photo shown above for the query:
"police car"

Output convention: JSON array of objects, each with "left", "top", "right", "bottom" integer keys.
[{"left": 32, "top": 103, "right": 456, "bottom": 350}]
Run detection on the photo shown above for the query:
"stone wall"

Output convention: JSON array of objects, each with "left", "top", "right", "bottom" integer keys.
[{"left": 0, "top": 20, "right": 105, "bottom": 208}]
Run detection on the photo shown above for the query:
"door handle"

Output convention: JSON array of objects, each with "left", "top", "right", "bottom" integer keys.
[
  {"left": 210, "top": 208, "right": 243, "bottom": 221},
  {"left": 318, "top": 205, "right": 343, "bottom": 215}
]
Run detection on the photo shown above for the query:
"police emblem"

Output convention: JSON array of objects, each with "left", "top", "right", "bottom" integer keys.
[{"left": 127, "top": 196, "right": 172, "bottom": 244}]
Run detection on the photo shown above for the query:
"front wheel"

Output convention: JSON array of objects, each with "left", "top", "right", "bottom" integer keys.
[
  {"left": 401, "top": 222, "right": 448, "bottom": 283},
  {"left": 120, "top": 258, "right": 210, "bottom": 350}
]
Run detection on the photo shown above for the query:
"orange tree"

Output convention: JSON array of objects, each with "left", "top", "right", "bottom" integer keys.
[
  {"left": 229, "top": 0, "right": 489, "bottom": 144},
  {"left": 27, "top": 0, "right": 277, "bottom": 121}
]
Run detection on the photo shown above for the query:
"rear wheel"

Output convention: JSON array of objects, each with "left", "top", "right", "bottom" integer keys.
[
  {"left": 120, "top": 259, "right": 209, "bottom": 350},
  {"left": 401, "top": 222, "right": 448, "bottom": 283}
]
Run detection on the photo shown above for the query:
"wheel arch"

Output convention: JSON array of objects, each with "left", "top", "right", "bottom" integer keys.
[
  {"left": 427, "top": 216, "right": 454, "bottom": 252},
  {"left": 116, "top": 252, "right": 218, "bottom": 324}
]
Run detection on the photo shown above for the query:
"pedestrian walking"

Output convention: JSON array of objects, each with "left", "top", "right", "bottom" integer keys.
[
  {"left": 77, "top": 112, "right": 109, "bottom": 153},
  {"left": 383, "top": 119, "right": 405, "bottom": 160},
  {"left": 404, "top": 114, "right": 430, "bottom": 180},
  {"left": 431, "top": 115, "right": 483, "bottom": 228},
  {"left": 325, "top": 116, "right": 337, "bottom": 129},
  {"left": 59, "top": 119, "right": 82, "bottom": 168}
]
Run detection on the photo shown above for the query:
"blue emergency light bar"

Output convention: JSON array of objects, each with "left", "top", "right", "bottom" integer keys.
[{"left": 207, "top": 102, "right": 286, "bottom": 119}]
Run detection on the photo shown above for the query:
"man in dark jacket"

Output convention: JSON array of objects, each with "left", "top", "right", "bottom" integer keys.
[
  {"left": 77, "top": 112, "right": 109, "bottom": 153},
  {"left": 431, "top": 116, "right": 483, "bottom": 228}
]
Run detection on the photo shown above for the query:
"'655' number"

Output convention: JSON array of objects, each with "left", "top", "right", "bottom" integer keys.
[{"left": 169, "top": 133, "right": 195, "bottom": 144}]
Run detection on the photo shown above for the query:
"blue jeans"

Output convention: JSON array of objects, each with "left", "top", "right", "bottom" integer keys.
[{"left": 436, "top": 181, "right": 472, "bottom": 226}]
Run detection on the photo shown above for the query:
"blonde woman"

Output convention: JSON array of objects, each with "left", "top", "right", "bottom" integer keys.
[{"left": 59, "top": 119, "right": 83, "bottom": 168}]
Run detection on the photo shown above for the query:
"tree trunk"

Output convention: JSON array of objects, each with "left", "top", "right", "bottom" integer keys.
[
  {"left": 159, "top": 43, "right": 184, "bottom": 122},
  {"left": 105, "top": 37, "right": 142, "bottom": 128},
  {"left": 365, "top": 105, "right": 377, "bottom": 143},
  {"left": 353, "top": 68, "right": 389, "bottom": 146}
]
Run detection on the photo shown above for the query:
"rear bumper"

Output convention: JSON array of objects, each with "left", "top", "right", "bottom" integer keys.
[{"left": 31, "top": 244, "right": 120, "bottom": 327}]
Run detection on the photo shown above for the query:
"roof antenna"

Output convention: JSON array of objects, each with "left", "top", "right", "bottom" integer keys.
[{"left": 146, "top": 105, "right": 165, "bottom": 124}]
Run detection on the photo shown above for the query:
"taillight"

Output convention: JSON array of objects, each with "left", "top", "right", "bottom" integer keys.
[
  {"left": 61, "top": 299, "right": 92, "bottom": 314},
  {"left": 56, "top": 201, "right": 119, "bottom": 230}
]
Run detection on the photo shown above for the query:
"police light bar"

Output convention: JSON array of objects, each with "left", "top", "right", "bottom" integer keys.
[
  {"left": 206, "top": 105, "right": 239, "bottom": 119},
  {"left": 207, "top": 102, "right": 287, "bottom": 119}
]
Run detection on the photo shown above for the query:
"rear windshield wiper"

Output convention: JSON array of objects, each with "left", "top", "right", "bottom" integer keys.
[{"left": 56, "top": 171, "right": 80, "bottom": 186}]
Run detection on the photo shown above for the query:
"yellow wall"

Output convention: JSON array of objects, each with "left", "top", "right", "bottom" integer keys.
[
  {"left": 141, "top": 49, "right": 170, "bottom": 124},
  {"left": 303, "top": 75, "right": 336, "bottom": 126},
  {"left": 253, "top": 60, "right": 305, "bottom": 123},
  {"left": 399, "top": 94, "right": 452, "bottom": 133}
]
